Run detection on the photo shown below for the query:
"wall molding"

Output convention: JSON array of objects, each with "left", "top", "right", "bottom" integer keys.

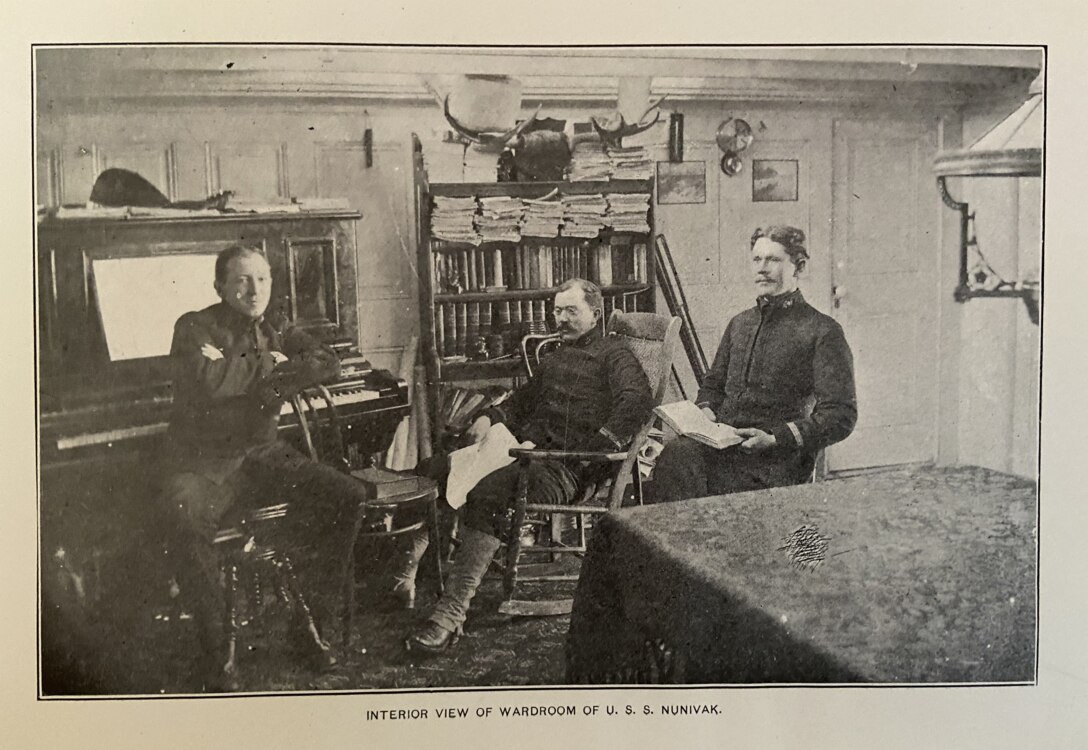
[{"left": 40, "top": 69, "right": 1030, "bottom": 109}]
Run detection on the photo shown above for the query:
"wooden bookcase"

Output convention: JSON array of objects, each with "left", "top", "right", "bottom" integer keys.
[{"left": 412, "top": 136, "right": 658, "bottom": 447}]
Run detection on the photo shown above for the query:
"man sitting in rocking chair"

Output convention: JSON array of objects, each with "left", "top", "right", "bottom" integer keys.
[{"left": 399, "top": 278, "right": 653, "bottom": 654}]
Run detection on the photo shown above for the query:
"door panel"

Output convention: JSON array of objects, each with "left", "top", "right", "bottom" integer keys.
[
  {"left": 315, "top": 141, "right": 416, "bottom": 365},
  {"left": 828, "top": 119, "right": 941, "bottom": 471}
]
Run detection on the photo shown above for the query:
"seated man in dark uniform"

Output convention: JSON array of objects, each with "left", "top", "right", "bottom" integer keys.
[
  {"left": 400, "top": 278, "right": 654, "bottom": 654},
  {"left": 160, "top": 245, "right": 367, "bottom": 691},
  {"left": 653, "top": 225, "right": 857, "bottom": 502}
]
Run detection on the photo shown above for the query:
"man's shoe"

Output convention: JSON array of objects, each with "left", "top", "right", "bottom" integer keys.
[{"left": 404, "top": 621, "right": 460, "bottom": 654}]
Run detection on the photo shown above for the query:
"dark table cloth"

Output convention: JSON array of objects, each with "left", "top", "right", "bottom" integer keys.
[{"left": 566, "top": 466, "right": 1037, "bottom": 684}]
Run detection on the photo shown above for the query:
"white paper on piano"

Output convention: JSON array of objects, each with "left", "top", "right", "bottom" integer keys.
[
  {"left": 653, "top": 400, "right": 744, "bottom": 450},
  {"left": 445, "top": 423, "right": 534, "bottom": 510},
  {"left": 92, "top": 254, "right": 220, "bottom": 361}
]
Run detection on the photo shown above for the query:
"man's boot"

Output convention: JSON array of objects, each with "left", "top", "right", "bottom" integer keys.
[{"left": 405, "top": 525, "right": 499, "bottom": 654}]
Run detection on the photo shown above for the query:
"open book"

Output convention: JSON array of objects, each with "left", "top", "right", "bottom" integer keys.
[
  {"left": 654, "top": 400, "right": 744, "bottom": 450},
  {"left": 445, "top": 423, "right": 535, "bottom": 510}
]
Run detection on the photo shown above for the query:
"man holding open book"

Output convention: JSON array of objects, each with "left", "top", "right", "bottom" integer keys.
[{"left": 652, "top": 225, "right": 857, "bottom": 502}]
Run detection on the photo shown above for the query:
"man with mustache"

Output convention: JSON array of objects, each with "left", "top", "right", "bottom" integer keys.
[
  {"left": 652, "top": 225, "right": 857, "bottom": 502},
  {"left": 161, "top": 245, "right": 368, "bottom": 691},
  {"left": 400, "top": 277, "right": 653, "bottom": 654}
]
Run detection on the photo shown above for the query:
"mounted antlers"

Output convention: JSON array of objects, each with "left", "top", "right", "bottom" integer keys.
[
  {"left": 591, "top": 94, "right": 669, "bottom": 148},
  {"left": 443, "top": 96, "right": 543, "bottom": 153}
]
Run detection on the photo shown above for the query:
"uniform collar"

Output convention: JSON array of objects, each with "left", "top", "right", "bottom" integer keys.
[
  {"left": 757, "top": 288, "right": 803, "bottom": 312},
  {"left": 565, "top": 326, "right": 603, "bottom": 349},
  {"left": 213, "top": 301, "right": 266, "bottom": 331}
]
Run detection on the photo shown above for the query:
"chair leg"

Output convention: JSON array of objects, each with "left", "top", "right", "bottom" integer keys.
[
  {"left": 446, "top": 514, "right": 460, "bottom": 564},
  {"left": 223, "top": 562, "right": 240, "bottom": 678},
  {"left": 246, "top": 567, "right": 263, "bottom": 632},
  {"left": 503, "top": 460, "right": 530, "bottom": 600},
  {"left": 428, "top": 499, "right": 444, "bottom": 596},
  {"left": 276, "top": 554, "right": 330, "bottom": 656},
  {"left": 341, "top": 544, "right": 356, "bottom": 650},
  {"left": 550, "top": 514, "right": 563, "bottom": 562}
]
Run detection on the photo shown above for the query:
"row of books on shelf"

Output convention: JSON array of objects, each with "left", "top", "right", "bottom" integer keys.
[
  {"left": 435, "top": 293, "right": 648, "bottom": 359},
  {"left": 432, "top": 239, "right": 650, "bottom": 293}
]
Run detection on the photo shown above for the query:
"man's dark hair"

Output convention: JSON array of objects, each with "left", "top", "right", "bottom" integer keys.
[
  {"left": 556, "top": 277, "right": 604, "bottom": 317},
  {"left": 751, "top": 225, "right": 809, "bottom": 264},
  {"left": 215, "top": 245, "right": 267, "bottom": 284}
]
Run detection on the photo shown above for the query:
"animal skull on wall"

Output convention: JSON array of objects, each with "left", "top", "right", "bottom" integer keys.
[
  {"left": 443, "top": 96, "right": 543, "bottom": 153},
  {"left": 591, "top": 94, "right": 668, "bottom": 148}
]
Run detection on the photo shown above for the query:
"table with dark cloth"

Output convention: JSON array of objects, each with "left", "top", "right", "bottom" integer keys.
[{"left": 566, "top": 466, "right": 1037, "bottom": 684}]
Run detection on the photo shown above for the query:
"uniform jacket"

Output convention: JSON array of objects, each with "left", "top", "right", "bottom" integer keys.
[
  {"left": 487, "top": 327, "right": 653, "bottom": 452},
  {"left": 697, "top": 289, "right": 857, "bottom": 457},
  {"left": 168, "top": 301, "right": 340, "bottom": 459}
]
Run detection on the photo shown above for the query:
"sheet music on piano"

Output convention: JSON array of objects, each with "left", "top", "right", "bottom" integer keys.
[{"left": 92, "top": 254, "right": 220, "bottom": 361}]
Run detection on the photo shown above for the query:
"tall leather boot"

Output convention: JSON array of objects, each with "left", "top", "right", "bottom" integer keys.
[
  {"left": 390, "top": 526, "right": 430, "bottom": 609},
  {"left": 405, "top": 525, "right": 499, "bottom": 654}
]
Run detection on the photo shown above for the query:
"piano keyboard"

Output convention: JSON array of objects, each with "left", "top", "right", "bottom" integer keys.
[
  {"left": 53, "top": 387, "right": 386, "bottom": 452},
  {"left": 55, "top": 422, "right": 169, "bottom": 451},
  {"left": 279, "top": 387, "right": 382, "bottom": 415}
]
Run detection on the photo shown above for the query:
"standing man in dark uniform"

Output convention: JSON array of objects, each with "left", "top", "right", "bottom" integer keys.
[
  {"left": 402, "top": 278, "right": 654, "bottom": 654},
  {"left": 653, "top": 226, "right": 857, "bottom": 501},
  {"left": 161, "top": 245, "right": 365, "bottom": 691}
]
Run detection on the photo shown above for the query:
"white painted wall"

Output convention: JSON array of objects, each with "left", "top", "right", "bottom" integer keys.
[{"left": 33, "top": 50, "right": 1042, "bottom": 477}]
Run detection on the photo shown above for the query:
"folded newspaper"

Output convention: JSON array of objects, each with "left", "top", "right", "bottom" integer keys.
[
  {"left": 445, "top": 423, "right": 535, "bottom": 509},
  {"left": 653, "top": 400, "right": 744, "bottom": 450}
]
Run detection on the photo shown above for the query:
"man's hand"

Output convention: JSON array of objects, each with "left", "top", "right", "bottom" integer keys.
[
  {"left": 735, "top": 427, "right": 777, "bottom": 453},
  {"left": 270, "top": 350, "right": 289, "bottom": 365},
  {"left": 700, "top": 405, "right": 717, "bottom": 422},
  {"left": 466, "top": 415, "right": 492, "bottom": 444},
  {"left": 200, "top": 343, "right": 225, "bottom": 361}
]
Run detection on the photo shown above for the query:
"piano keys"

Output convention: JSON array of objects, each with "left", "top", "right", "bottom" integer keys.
[{"left": 41, "top": 364, "right": 409, "bottom": 471}]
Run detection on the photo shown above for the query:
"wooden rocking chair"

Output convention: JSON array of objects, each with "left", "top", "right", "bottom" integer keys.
[{"left": 498, "top": 310, "right": 681, "bottom": 617}]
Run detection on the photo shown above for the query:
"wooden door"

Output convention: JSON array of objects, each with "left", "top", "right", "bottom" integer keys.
[{"left": 828, "top": 118, "right": 942, "bottom": 471}]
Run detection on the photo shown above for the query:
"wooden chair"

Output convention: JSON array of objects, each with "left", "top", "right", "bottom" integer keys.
[
  {"left": 498, "top": 310, "right": 681, "bottom": 616},
  {"left": 288, "top": 388, "right": 444, "bottom": 648},
  {"left": 214, "top": 500, "right": 332, "bottom": 681}
]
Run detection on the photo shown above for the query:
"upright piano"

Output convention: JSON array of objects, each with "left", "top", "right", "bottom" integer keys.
[{"left": 37, "top": 209, "right": 410, "bottom": 572}]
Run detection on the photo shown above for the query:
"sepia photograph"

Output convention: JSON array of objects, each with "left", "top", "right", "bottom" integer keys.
[
  {"left": 752, "top": 159, "right": 799, "bottom": 202},
  {"left": 32, "top": 43, "right": 1042, "bottom": 699}
]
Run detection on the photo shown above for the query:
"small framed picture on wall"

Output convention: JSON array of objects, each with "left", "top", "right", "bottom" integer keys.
[
  {"left": 656, "top": 161, "right": 707, "bottom": 205},
  {"left": 752, "top": 159, "right": 799, "bottom": 202}
]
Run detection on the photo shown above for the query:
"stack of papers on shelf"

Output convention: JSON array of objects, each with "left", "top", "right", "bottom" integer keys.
[
  {"left": 561, "top": 193, "right": 609, "bottom": 238},
  {"left": 431, "top": 196, "right": 480, "bottom": 243},
  {"left": 126, "top": 206, "right": 223, "bottom": 218},
  {"left": 605, "top": 192, "right": 652, "bottom": 233},
  {"left": 463, "top": 149, "right": 500, "bottom": 183},
  {"left": 52, "top": 204, "right": 130, "bottom": 219},
  {"left": 520, "top": 196, "right": 565, "bottom": 238},
  {"left": 568, "top": 140, "right": 611, "bottom": 182},
  {"left": 653, "top": 401, "right": 744, "bottom": 450},
  {"left": 477, "top": 196, "right": 524, "bottom": 242},
  {"left": 607, "top": 145, "right": 654, "bottom": 181},
  {"left": 226, "top": 201, "right": 302, "bottom": 214}
]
